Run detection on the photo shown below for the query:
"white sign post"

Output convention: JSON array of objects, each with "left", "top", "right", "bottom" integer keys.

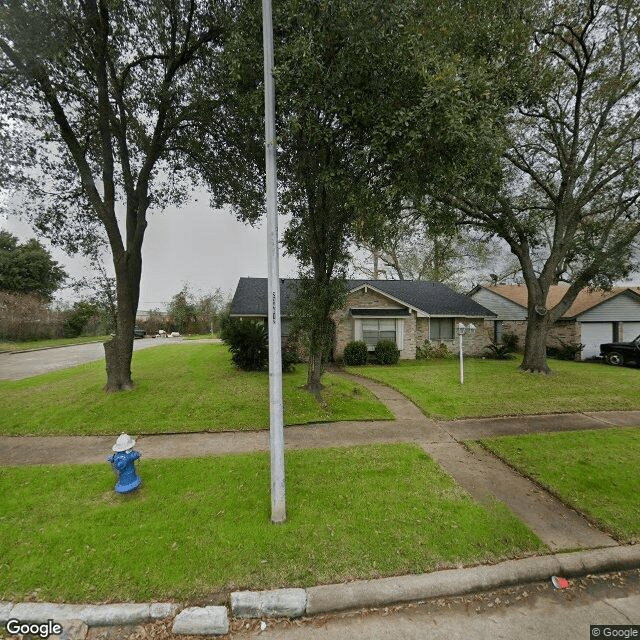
[
  {"left": 262, "top": 0, "right": 285, "bottom": 524},
  {"left": 457, "top": 323, "right": 476, "bottom": 385}
]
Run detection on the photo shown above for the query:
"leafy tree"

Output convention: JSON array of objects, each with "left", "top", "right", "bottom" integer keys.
[
  {"left": 354, "top": 206, "right": 507, "bottom": 291},
  {"left": 167, "top": 283, "right": 226, "bottom": 334},
  {"left": 224, "top": 0, "right": 399, "bottom": 391},
  {"left": 72, "top": 254, "right": 117, "bottom": 333},
  {"left": 226, "top": 0, "right": 525, "bottom": 392},
  {"left": 168, "top": 285, "right": 198, "bottom": 334},
  {"left": 0, "top": 1, "right": 251, "bottom": 390},
  {"left": 63, "top": 300, "right": 100, "bottom": 338},
  {"left": 0, "top": 231, "right": 67, "bottom": 300},
  {"left": 428, "top": 0, "right": 640, "bottom": 373}
]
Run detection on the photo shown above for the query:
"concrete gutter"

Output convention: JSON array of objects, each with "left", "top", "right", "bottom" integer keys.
[
  {"left": 2, "top": 545, "right": 639, "bottom": 635},
  {"left": 0, "top": 602, "right": 178, "bottom": 626},
  {"left": 306, "top": 544, "right": 640, "bottom": 614}
]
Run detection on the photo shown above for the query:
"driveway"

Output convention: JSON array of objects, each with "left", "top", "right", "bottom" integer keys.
[{"left": 0, "top": 338, "right": 186, "bottom": 380}]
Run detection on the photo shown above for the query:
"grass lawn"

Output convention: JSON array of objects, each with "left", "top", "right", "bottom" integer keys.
[
  {"left": 346, "top": 358, "right": 640, "bottom": 419},
  {"left": 478, "top": 428, "right": 640, "bottom": 542},
  {"left": 0, "top": 335, "right": 110, "bottom": 352},
  {"left": 0, "top": 343, "right": 392, "bottom": 435},
  {"left": 0, "top": 443, "right": 544, "bottom": 602}
]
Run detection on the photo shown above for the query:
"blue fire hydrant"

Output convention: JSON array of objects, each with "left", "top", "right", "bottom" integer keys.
[{"left": 107, "top": 433, "right": 141, "bottom": 493}]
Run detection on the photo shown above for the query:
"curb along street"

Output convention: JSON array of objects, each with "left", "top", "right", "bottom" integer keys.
[{"left": 2, "top": 545, "right": 640, "bottom": 636}]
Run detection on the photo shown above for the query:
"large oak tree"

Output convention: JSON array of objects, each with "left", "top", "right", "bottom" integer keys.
[
  {"left": 428, "top": 0, "right": 640, "bottom": 372},
  {"left": 0, "top": 0, "right": 253, "bottom": 390}
]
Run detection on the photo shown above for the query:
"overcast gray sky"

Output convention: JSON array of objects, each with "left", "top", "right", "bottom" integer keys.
[{"left": 0, "top": 188, "right": 300, "bottom": 310}]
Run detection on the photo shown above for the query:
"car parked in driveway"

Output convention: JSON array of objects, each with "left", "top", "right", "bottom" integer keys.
[
  {"left": 600, "top": 334, "right": 640, "bottom": 365},
  {"left": 134, "top": 327, "right": 146, "bottom": 339}
]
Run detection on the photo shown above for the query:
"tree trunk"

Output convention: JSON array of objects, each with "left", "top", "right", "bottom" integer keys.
[
  {"left": 519, "top": 308, "right": 552, "bottom": 374},
  {"left": 103, "top": 250, "right": 142, "bottom": 392},
  {"left": 306, "top": 349, "right": 324, "bottom": 394}
]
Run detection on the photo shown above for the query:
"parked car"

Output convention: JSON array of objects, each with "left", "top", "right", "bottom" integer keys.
[
  {"left": 600, "top": 334, "right": 640, "bottom": 366},
  {"left": 134, "top": 326, "right": 146, "bottom": 339}
]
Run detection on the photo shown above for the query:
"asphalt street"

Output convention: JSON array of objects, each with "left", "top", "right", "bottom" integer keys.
[{"left": 0, "top": 337, "right": 194, "bottom": 380}]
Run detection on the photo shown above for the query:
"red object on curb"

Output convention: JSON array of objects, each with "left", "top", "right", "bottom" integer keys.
[{"left": 551, "top": 576, "right": 570, "bottom": 589}]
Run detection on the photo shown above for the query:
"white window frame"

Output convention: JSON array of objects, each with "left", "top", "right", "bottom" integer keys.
[{"left": 354, "top": 317, "right": 405, "bottom": 351}]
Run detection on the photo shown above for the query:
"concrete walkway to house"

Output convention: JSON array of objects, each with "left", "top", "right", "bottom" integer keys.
[{"left": 3, "top": 370, "right": 638, "bottom": 553}]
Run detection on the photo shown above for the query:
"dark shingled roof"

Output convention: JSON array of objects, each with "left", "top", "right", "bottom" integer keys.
[{"left": 231, "top": 278, "right": 496, "bottom": 318}]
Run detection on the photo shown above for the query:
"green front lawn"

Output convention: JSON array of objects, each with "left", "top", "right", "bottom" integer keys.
[
  {"left": 0, "top": 343, "right": 392, "bottom": 435},
  {"left": 0, "top": 444, "right": 544, "bottom": 602},
  {"left": 0, "top": 335, "right": 111, "bottom": 352},
  {"left": 346, "top": 358, "right": 640, "bottom": 419},
  {"left": 478, "top": 428, "right": 640, "bottom": 542}
]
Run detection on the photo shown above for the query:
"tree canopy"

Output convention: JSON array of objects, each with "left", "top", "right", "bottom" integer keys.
[
  {"left": 0, "top": 0, "right": 249, "bottom": 390},
  {"left": 0, "top": 231, "right": 67, "bottom": 300},
  {"left": 425, "top": 0, "right": 640, "bottom": 372}
]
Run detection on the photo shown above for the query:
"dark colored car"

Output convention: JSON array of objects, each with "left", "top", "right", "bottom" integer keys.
[
  {"left": 600, "top": 334, "right": 640, "bottom": 366},
  {"left": 134, "top": 326, "right": 146, "bottom": 339}
]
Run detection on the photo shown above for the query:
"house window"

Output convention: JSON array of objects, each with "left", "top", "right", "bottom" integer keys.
[
  {"left": 281, "top": 319, "right": 292, "bottom": 338},
  {"left": 494, "top": 320, "right": 503, "bottom": 343},
  {"left": 431, "top": 318, "right": 454, "bottom": 341},
  {"left": 362, "top": 319, "right": 396, "bottom": 349}
]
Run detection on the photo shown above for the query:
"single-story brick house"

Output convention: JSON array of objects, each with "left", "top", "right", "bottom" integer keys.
[
  {"left": 231, "top": 277, "right": 496, "bottom": 359},
  {"left": 469, "top": 284, "right": 640, "bottom": 359}
]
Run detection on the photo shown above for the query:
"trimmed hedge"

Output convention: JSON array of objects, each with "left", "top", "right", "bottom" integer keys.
[
  {"left": 375, "top": 339, "right": 400, "bottom": 365},
  {"left": 343, "top": 340, "right": 369, "bottom": 365}
]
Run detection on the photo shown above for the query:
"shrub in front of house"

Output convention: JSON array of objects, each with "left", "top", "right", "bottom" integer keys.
[
  {"left": 374, "top": 339, "right": 400, "bottom": 365},
  {"left": 483, "top": 339, "right": 515, "bottom": 360},
  {"left": 548, "top": 339, "right": 585, "bottom": 361},
  {"left": 222, "top": 318, "right": 269, "bottom": 371},
  {"left": 281, "top": 343, "right": 302, "bottom": 373},
  {"left": 343, "top": 340, "right": 369, "bottom": 366},
  {"left": 416, "top": 340, "right": 453, "bottom": 360},
  {"left": 502, "top": 332, "right": 519, "bottom": 353}
]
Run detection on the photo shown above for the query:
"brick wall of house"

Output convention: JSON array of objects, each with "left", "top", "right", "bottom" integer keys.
[
  {"left": 499, "top": 319, "right": 580, "bottom": 352},
  {"left": 415, "top": 317, "right": 489, "bottom": 356},
  {"left": 333, "top": 288, "right": 417, "bottom": 360}
]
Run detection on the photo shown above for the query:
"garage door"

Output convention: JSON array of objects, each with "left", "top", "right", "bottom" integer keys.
[
  {"left": 623, "top": 322, "right": 640, "bottom": 342},
  {"left": 580, "top": 322, "right": 614, "bottom": 359}
]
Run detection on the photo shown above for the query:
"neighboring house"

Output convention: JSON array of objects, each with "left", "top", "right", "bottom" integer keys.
[
  {"left": 231, "top": 277, "right": 496, "bottom": 360},
  {"left": 469, "top": 284, "right": 640, "bottom": 359}
]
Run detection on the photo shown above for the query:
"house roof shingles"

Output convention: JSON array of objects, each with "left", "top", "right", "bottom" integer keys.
[
  {"left": 231, "top": 278, "right": 496, "bottom": 318},
  {"left": 480, "top": 284, "right": 640, "bottom": 318}
]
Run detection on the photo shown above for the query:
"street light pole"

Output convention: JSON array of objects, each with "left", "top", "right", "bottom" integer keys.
[{"left": 262, "top": 0, "right": 286, "bottom": 524}]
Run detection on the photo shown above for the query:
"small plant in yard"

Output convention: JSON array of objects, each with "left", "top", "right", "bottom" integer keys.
[
  {"left": 343, "top": 340, "right": 369, "bottom": 365},
  {"left": 483, "top": 339, "right": 514, "bottom": 360},
  {"left": 416, "top": 340, "right": 453, "bottom": 360},
  {"left": 547, "top": 339, "right": 585, "bottom": 361},
  {"left": 374, "top": 339, "right": 400, "bottom": 365},
  {"left": 221, "top": 318, "right": 268, "bottom": 371},
  {"left": 501, "top": 332, "right": 519, "bottom": 353},
  {"left": 281, "top": 344, "right": 302, "bottom": 373}
]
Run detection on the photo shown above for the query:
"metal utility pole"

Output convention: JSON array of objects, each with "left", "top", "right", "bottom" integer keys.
[{"left": 262, "top": 0, "right": 286, "bottom": 524}]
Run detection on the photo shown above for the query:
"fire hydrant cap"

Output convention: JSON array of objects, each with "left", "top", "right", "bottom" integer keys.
[{"left": 112, "top": 433, "right": 136, "bottom": 452}]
